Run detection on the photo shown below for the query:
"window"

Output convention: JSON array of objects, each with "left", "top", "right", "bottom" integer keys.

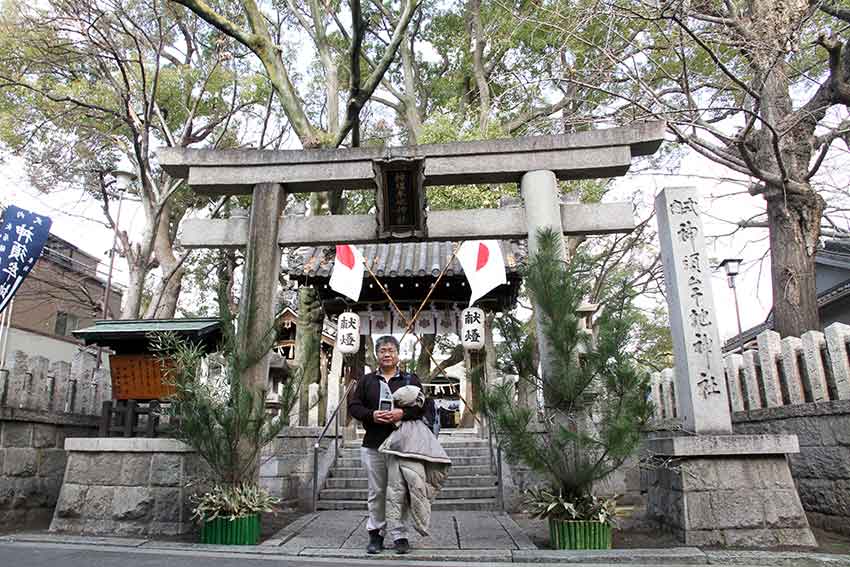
[{"left": 54, "top": 311, "right": 80, "bottom": 336}]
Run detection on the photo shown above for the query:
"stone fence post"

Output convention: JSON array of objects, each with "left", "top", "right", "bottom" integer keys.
[
  {"left": 1, "top": 349, "right": 107, "bottom": 417},
  {"left": 650, "top": 322, "right": 850, "bottom": 421}
]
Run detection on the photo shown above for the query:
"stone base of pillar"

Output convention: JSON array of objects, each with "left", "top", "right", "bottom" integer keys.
[
  {"left": 50, "top": 438, "right": 208, "bottom": 537},
  {"left": 643, "top": 434, "right": 815, "bottom": 548}
]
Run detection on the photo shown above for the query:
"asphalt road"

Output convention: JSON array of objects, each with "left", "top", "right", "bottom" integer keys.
[
  {"left": 0, "top": 542, "right": 373, "bottom": 567},
  {"left": 0, "top": 541, "right": 783, "bottom": 567}
]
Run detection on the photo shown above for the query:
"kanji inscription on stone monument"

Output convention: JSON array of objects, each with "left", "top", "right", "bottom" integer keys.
[{"left": 656, "top": 187, "right": 732, "bottom": 434}]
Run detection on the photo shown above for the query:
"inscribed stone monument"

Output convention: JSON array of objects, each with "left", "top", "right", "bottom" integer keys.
[{"left": 656, "top": 187, "right": 732, "bottom": 434}]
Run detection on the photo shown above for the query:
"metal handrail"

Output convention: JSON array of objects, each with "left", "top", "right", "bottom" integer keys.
[
  {"left": 487, "top": 416, "right": 505, "bottom": 511},
  {"left": 312, "top": 380, "right": 357, "bottom": 511},
  {"left": 488, "top": 420, "right": 496, "bottom": 473}
]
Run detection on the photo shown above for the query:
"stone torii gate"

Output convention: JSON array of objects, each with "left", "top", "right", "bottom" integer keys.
[{"left": 159, "top": 121, "right": 666, "bottom": 393}]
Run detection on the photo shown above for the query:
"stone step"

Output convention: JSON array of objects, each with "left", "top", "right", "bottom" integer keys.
[
  {"left": 315, "top": 498, "right": 499, "bottom": 511},
  {"left": 335, "top": 455, "right": 490, "bottom": 468},
  {"left": 344, "top": 435, "right": 489, "bottom": 449},
  {"left": 339, "top": 446, "right": 491, "bottom": 458},
  {"left": 324, "top": 475, "right": 498, "bottom": 490},
  {"left": 319, "top": 486, "right": 498, "bottom": 501},
  {"left": 331, "top": 464, "right": 494, "bottom": 478}
]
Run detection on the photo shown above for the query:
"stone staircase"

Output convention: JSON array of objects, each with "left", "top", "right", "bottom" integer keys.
[{"left": 317, "top": 433, "right": 501, "bottom": 511}]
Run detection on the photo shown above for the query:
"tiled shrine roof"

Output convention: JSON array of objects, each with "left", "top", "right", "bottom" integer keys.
[{"left": 285, "top": 240, "right": 527, "bottom": 279}]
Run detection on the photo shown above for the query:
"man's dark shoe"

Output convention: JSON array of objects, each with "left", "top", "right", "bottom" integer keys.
[
  {"left": 367, "top": 530, "right": 384, "bottom": 554},
  {"left": 394, "top": 538, "right": 410, "bottom": 555}
]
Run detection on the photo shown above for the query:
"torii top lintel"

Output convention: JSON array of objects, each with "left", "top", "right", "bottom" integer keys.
[{"left": 159, "top": 121, "right": 666, "bottom": 195}]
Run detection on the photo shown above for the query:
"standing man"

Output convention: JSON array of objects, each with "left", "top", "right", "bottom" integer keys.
[{"left": 348, "top": 335, "right": 425, "bottom": 555}]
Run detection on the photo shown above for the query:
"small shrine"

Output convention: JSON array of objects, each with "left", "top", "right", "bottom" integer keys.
[
  {"left": 286, "top": 240, "right": 524, "bottom": 316},
  {"left": 267, "top": 306, "right": 336, "bottom": 419},
  {"left": 73, "top": 318, "right": 222, "bottom": 436},
  {"left": 284, "top": 238, "right": 527, "bottom": 429}
]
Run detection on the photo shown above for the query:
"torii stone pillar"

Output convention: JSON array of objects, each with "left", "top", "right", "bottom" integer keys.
[
  {"left": 521, "top": 170, "right": 566, "bottom": 388},
  {"left": 237, "top": 183, "right": 285, "bottom": 393}
]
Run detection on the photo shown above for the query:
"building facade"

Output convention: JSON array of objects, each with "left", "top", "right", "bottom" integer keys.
[{"left": 4, "top": 234, "right": 122, "bottom": 361}]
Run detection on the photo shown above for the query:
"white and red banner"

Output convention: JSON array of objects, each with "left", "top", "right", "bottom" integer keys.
[
  {"left": 436, "top": 309, "right": 457, "bottom": 335},
  {"left": 391, "top": 308, "right": 412, "bottom": 335},
  {"left": 456, "top": 240, "right": 507, "bottom": 306},
  {"left": 372, "top": 310, "right": 391, "bottom": 334},
  {"left": 329, "top": 244, "right": 365, "bottom": 302}
]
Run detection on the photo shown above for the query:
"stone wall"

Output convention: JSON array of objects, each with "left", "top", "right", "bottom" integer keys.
[
  {"left": 1, "top": 349, "right": 111, "bottom": 416},
  {"left": 647, "top": 324, "right": 850, "bottom": 535},
  {"left": 0, "top": 348, "right": 106, "bottom": 529},
  {"left": 496, "top": 424, "right": 643, "bottom": 513},
  {"left": 732, "top": 400, "right": 850, "bottom": 535},
  {"left": 649, "top": 323, "right": 850, "bottom": 420},
  {"left": 50, "top": 438, "right": 209, "bottom": 536},
  {"left": 505, "top": 455, "right": 642, "bottom": 509},
  {"left": 0, "top": 410, "right": 98, "bottom": 527},
  {"left": 260, "top": 426, "right": 339, "bottom": 510}
]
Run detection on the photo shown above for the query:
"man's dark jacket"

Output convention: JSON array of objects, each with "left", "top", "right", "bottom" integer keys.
[{"left": 348, "top": 371, "right": 426, "bottom": 449}]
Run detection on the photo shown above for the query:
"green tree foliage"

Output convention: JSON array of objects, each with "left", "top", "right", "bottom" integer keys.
[
  {"left": 0, "top": 0, "right": 272, "bottom": 318},
  {"left": 513, "top": 0, "right": 850, "bottom": 336},
  {"left": 480, "top": 228, "right": 653, "bottom": 511},
  {"left": 151, "top": 280, "right": 313, "bottom": 486}
]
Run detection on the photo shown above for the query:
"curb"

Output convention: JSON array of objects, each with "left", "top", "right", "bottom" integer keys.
[
  {"left": 3, "top": 534, "right": 850, "bottom": 566},
  {"left": 512, "top": 547, "right": 708, "bottom": 564},
  {"left": 704, "top": 550, "right": 850, "bottom": 566}
]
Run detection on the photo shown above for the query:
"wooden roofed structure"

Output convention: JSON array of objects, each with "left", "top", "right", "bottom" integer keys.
[{"left": 284, "top": 240, "right": 526, "bottom": 316}]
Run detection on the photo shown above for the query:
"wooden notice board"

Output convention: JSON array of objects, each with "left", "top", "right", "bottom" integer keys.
[{"left": 109, "top": 354, "right": 176, "bottom": 401}]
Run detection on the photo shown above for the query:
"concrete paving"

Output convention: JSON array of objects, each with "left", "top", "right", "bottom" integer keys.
[
  {"left": 4, "top": 511, "right": 850, "bottom": 566},
  {"left": 263, "top": 510, "right": 536, "bottom": 556}
]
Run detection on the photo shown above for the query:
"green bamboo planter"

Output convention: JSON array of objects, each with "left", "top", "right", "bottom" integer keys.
[
  {"left": 549, "top": 519, "right": 612, "bottom": 550},
  {"left": 201, "top": 513, "right": 261, "bottom": 545}
]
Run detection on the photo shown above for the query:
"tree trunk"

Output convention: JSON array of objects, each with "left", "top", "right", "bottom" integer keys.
[
  {"left": 484, "top": 312, "right": 497, "bottom": 385},
  {"left": 429, "top": 343, "right": 464, "bottom": 380},
  {"left": 766, "top": 190, "right": 824, "bottom": 337},
  {"left": 400, "top": 35, "right": 423, "bottom": 142},
  {"left": 323, "top": 56, "right": 339, "bottom": 134},
  {"left": 318, "top": 348, "right": 329, "bottom": 424},
  {"left": 416, "top": 333, "right": 435, "bottom": 377},
  {"left": 460, "top": 349, "right": 483, "bottom": 427},
  {"left": 364, "top": 334, "right": 376, "bottom": 371},
  {"left": 295, "top": 286, "right": 322, "bottom": 424},
  {"left": 467, "top": 0, "right": 490, "bottom": 134},
  {"left": 122, "top": 259, "right": 147, "bottom": 319},
  {"left": 144, "top": 202, "right": 185, "bottom": 319}
]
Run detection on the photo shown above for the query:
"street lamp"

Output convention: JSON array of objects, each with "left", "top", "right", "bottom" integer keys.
[
  {"left": 102, "top": 169, "right": 136, "bottom": 319},
  {"left": 112, "top": 169, "right": 136, "bottom": 192},
  {"left": 719, "top": 258, "right": 744, "bottom": 353}
]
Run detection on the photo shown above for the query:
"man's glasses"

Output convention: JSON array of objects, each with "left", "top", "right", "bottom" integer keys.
[{"left": 378, "top": 348, "right": 398, "bottom": 355}]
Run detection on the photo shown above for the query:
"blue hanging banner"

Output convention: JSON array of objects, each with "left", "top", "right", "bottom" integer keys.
[{"left": 0, "top": 205, "right": 53, "bottom": 315}]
